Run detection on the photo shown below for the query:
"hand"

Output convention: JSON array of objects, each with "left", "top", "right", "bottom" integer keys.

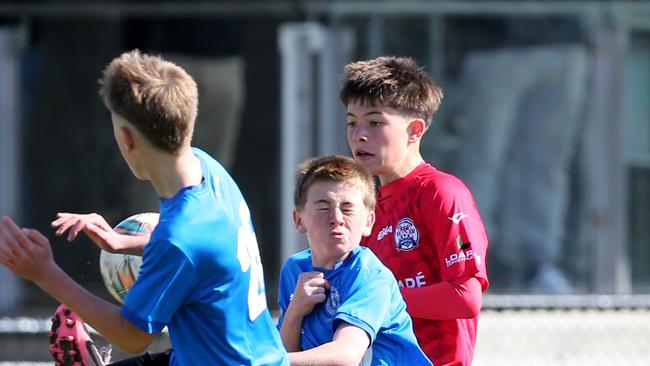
[
  {"left": 52, "top": 212, "right": 112, "bottom": 241},
  {"left": 288, "top": 271, "right": 331, "bottom": 317},
  {"left": 0, "top": 216, "right": 58, "bottom": 284},
  {"left": 51, "top": 213, "right": 127, "bottom": 253}
]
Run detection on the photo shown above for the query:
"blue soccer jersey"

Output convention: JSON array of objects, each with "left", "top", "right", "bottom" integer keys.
[
  {"left": 121, "top": 148, "right": 288, "bottom": 366},
  {"left": 277, "top": 246, "right": 432, "bottom": 366}
]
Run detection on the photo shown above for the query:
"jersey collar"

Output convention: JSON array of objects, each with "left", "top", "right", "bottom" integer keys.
[{"left": 378, "top": 162, "right": 431, "bottom": 200}]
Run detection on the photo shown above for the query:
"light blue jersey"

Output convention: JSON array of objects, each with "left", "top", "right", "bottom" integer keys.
[
  {"left": 122, "top": 148, "right": 288, "bottom": 366},
  {"left": 278, "top": 246, "right": 432, "bottom": 366}
]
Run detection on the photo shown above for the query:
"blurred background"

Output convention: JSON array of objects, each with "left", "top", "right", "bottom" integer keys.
[{"left": 1, "top": 0, "right": 650, "bottom": 364}]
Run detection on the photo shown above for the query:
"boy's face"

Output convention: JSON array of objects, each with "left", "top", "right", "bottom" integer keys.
[
  {"left": 346, "top": 102, "right": 413, "bottom": 180},
  {"left": 293, "top": 180, "right": 375, "bottom": 269}
]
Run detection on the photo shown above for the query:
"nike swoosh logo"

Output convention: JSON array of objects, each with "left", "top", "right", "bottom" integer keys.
[{"left": 448, "top": 212, "right": 468, "bottom": 224}]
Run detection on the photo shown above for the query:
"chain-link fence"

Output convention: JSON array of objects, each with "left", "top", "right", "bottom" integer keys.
[
  {"left": 475, "top": 295, "right": 650, "bottom": 366},
  {"left": 2, "top": 296, "right": 650, "bottom": 364}
]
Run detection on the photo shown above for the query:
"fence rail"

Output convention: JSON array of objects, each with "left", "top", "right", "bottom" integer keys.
[{"left": 483, "top": 294, "right": 650, "bottom": 309}]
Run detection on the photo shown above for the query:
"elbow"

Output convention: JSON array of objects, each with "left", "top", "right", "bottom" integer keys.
[
  {"left": 457, "top": 277, "right": 483, "bottom": 318},
  {"left": 452, "top": 302, "right": 480, "bottom": 319},
  {"left": 334, "top": 356, "right": 363, "bottom": 366},
  {"left": 462, "top": 298, "right": 482, "bottom": 318},
  {"left": 123, "top": 346, "right": 146, "bottom": 355},
  {"left": 119, "top": 339, "right": 151, "bottom": 355},
  {"left": 288, "top": 351, "right": 363, "bottom": 366},
  {"left": 114, "top": 326, "right": 155, "bottom": 355},
  {"left": 335, "top": 348, "right": 366, "bottom": 366},
  {"left": 458, "top": 290, "right": 482, "bottom": 318}
]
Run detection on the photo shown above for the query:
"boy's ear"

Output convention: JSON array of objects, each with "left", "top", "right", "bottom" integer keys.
[
  {"left": 407, "top": 118, "right": 427, "bottom": 142},
  {"left": 361, "top": 210, "right": 376, "bottom": 237},
  {"left": 293, "top": 210, "right": 307, "bottom": 234},
  {"left": 118, "top": 126, "right": 136, "bottom": 152}
]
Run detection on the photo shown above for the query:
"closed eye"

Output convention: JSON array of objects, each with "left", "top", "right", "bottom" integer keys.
[
  {"left": 340, "top": 203, "right": 356, "bottom": 214},
  {"left": 315, "top": 201, "right": 330, "bottom": 211}
]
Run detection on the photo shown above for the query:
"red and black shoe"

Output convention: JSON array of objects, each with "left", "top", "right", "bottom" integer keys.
[{"left": 49, "top": 304, "right": 108, "bottom": 366}]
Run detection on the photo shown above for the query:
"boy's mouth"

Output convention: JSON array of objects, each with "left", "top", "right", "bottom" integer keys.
[{"left": 355, "top": 150, "right": 374, "bottom": 159}]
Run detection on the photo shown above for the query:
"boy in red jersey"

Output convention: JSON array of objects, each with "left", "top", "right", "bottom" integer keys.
[{"left": 340, "top": 56, "right": 489, "bottom": 366}]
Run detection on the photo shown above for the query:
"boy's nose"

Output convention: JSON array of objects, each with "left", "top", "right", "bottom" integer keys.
[
  {"left": 349, "top": 127, "right": 368, "bottom": 142},
  {"left": 329, "top": 209, "right": 344, "bottom": 226}
]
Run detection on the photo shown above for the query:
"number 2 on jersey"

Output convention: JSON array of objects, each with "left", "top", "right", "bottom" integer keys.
[{"left": 237, "top": 202, "right": 267, "bottom": 321}]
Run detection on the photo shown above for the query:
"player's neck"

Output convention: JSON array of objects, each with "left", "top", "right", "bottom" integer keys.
[
  {"left": 147, "top": 148, "right": 203, "bottom": 199},
  {"left": 311, "top": 251, "right": 350, "bottom": 270},
  {"left": 378, "top": 151, "right": 424, "bottom": 186}
]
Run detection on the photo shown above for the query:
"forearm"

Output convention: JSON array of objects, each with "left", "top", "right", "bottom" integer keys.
[
  {"left": 279, "top": 307, "right": 305, "bottom": 352},
  {"left": 401, "top": 277, "right": 483, "bottom": 320},
  {"left": 289, "top": 340, "right": 362, "bottom": 366},
  {"left": 116, "top": 234, "right": 149, "bottom": 256},
  {"left": 37, "top": 266, "right": 155, "bottom": 354},
  {"left": 289, "top": 322, "right": 369, "bottom": 366}
]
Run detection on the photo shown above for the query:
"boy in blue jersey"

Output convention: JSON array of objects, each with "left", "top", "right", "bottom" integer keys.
[
  {"left": 278, "top": 155, "right": 432, "bottom": 365},
  {"left": 0, "top": 50, "right": 288, "bottom": 366}
]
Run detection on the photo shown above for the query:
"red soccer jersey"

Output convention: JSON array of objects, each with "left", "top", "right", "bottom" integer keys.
[{"left": 362, "top": 162, "right": 489, "bottom": 366}]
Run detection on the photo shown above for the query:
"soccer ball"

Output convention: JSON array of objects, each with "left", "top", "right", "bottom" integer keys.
[{"left": 99, "top": 212, "right": 159, "bottom": 304}]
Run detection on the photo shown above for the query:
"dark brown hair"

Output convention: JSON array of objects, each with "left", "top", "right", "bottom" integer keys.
[{"left": 340, "top": 56, "right": 443, "bottom": 127}]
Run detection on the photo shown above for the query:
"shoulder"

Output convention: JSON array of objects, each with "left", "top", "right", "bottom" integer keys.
[
  {"left": 414, "top": 164, "right": 476, "bottom": 205},
  {"left": 281, "top": 249, "right": 312, "bottom": 272},
  {"left": 350, "top": 247, "right": 394, "bottom": 281},
  {"left": 192, "top": 147, "right": 238, "bottom": 190},
  {"left": 415, "top": 164, "right": 471, "bottom": 193},
  {"left": 354, "top": 246, "right": 382, "bottom": 265},
  {"left": 287, "top": 248, "right": 312, "bottom": 263},
  {"left": 333, "top": 250, "right": 398, "bottom": 315},
  {"left": 148, "top": 221, "right": 181, "bottom": 251},
  {"left": 142, "top": 237, "right": 196, "bottom": 272},
  {"left": 192, "top": 147, "right": 220, "bottom": 168}
]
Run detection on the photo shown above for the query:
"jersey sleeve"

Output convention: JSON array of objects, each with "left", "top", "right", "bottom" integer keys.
[
  {"left": 333, "top": 268, "right": 392, "bottom": 344},
  {"left": 422, "top": 178, "right": 489, "bottom": 290},
  {"left": 276, "top": 261, "right": 297, "bottom": 330},
  {"left": 121, "top": 240, "right": 198, "bottom": 333}
]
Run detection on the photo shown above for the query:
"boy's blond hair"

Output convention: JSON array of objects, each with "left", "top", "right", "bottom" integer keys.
[
  {"left": 294, "top": 155, "right": 376, "bottom": 211},
  {"left": 340, "top": 56, "right": 443, "bottom": 127},
  {"left": 99, "top": 50, "right": 198, "bottom": 153}
]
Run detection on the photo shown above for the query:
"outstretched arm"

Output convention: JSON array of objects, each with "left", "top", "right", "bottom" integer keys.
[
  {"left": 0, "top": 216, "right": 155, "bottom": 354},
  {"left": 401, "top": 276, "right": 483, "bottom": 320},
  {"left": 52, "top": 213, "right": 149, "bottom": 255},
  {"left": 288, "top": 322, "right": 370, "bottom": 366}
]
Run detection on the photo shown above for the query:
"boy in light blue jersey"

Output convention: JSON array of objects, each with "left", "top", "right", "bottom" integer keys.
[
  {"left": 277, "top": 155, "right": 432, "bottom": 366},
  {"left": 0, "top": 50, "right": 287, "bottom": 366}
]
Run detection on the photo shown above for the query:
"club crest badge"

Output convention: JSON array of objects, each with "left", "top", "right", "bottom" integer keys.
[
  {"left": 394, "top": 217, "right": 419, "bottom": 251},
  {"left": 325, "top": 286, "right": 341, "bottom": 316}
]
